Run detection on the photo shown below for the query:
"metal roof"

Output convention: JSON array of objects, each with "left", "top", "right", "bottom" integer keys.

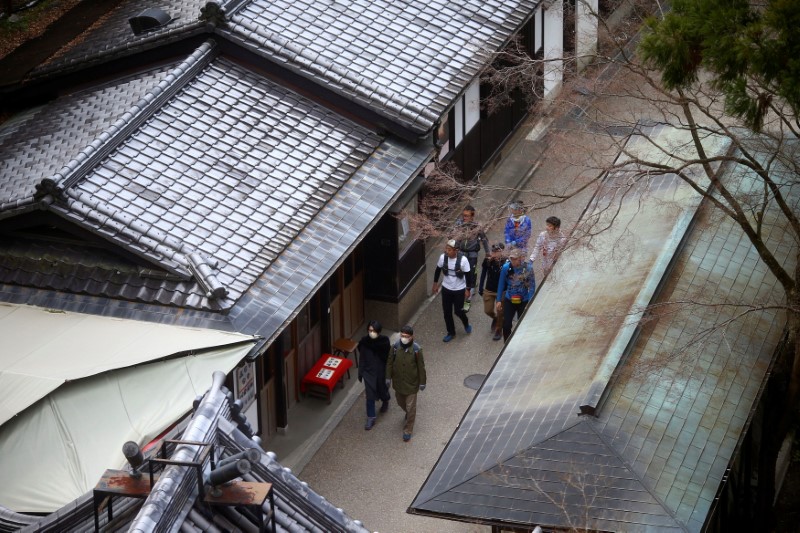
[{"left": 410, "top": 131, "right": 794, "bottom": 531}]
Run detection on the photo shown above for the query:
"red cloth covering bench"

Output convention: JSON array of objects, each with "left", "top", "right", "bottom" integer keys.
[{"left": 300, "top": 354, "right": 353, "bottom": 403}]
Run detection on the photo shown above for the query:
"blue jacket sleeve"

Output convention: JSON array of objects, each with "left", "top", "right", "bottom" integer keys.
[
  {"left": 504, "top": 219, "right": 514, "bottom": 244},
  {"left": 525, "top": 263, "right": 536, "bottom": 301},
  {"left": 496, "top": 263, "right": 509, "bottom": 303},
  {"left": 520, "top": 217, "right": 532, "bottom": 248}
]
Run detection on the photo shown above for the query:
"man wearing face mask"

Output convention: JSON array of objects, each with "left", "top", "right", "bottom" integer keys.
[
  {"left": 504, "top": 201, "right": 532, "bottom": 251},
  {"left": 385, "top": 325, "right": 426, "bottom": 442},
  {"left": 357, "top": 320, "right": 392, "bottom": 430}
]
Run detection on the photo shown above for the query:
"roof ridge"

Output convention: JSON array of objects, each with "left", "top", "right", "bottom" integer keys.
[
  {"left": 44, "top": 40, "right": 218, "bottom": 195},
  {"left": 218, "top": 0, "right": 250, "bottom": 18},
  {"left": 60, "top": 190, "right": 231, "bottom": 298},
  {"left": 223, "top": 19, "right": 440, "bottom": 128},
  {"left": 63, "top": 188, "right": 191, "bottom": 278},
  {"left": 28, "top": 18, "right": 208, "bottom": 81},
  {"left": 584, "top": 418, "right": 688, "bottom": 531},
  {"left": 129, "top": 371, "right": 228, "bottom": 532},
  {"left": 412, "top": 419, "right": 586, "bottom": 507}
]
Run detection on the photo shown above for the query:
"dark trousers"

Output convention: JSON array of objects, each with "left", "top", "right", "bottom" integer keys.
[
  {"left": 465, "top": 254, "right": 479, "bottom": 295},
  {"left": 502, "top": 298, "right": 528, "bottom": 340},
  {"left": 441, "top": 286, "right": 470, "bottom": 335}
]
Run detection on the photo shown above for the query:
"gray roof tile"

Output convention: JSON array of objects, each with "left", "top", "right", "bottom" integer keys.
[
  {"left": 227, "top": 0, "right": 536, "bottom": 133},
  {"left": 0, "top": 66, "right": 173, "bottom": 209},
  {"left": 30, "top": 0, "right": 208, "bottom": 79}
]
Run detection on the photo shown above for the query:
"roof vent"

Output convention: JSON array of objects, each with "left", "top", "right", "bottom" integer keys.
[{"left": 129, "top": 8, "right": 173, "bottom": 35}]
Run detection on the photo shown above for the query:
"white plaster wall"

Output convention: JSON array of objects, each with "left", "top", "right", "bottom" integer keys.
[
  {"left": 543, "top": 0, "right": 564, "bottom": 98},
  {"left": 576, "top": 0, "right": 599, "bottom": 71}
]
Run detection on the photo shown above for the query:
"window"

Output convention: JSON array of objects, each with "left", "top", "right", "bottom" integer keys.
[
  {"left": 437, "top": 118, "right": 450, "bottom": 159},
  {"left": 398, "top": 194, "right": 418, "bottom": 256},
  {"left": 465, "top": 79, "right": 480, "bottom": 134},
  {"left": 453, "top": 98, "right": 464, "bottom": 146}
]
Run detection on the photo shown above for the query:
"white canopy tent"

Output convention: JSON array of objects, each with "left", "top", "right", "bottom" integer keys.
[{"left": 0, "top": 304, "right": 259, "bottom": 513}]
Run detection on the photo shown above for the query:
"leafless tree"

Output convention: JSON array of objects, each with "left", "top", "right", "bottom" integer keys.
[{"left": 418, "top": 0, "right": 800, "bottom": 403}]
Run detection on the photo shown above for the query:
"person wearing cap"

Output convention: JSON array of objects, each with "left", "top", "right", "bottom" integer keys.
[
  {"left": 504, "top": 201, "right": 533, "bottom": 251},
  {"left": 454, "top": 205, "right": 489, "bottom": 312},
  {"left": 357, "top": 319, "right": 391, "bottom": 430},
  {"left": 479, "top": 242, "right": 506, "bottom": 341},
  {"left": 495, "top": 248, "right": 536, "bottom": 341},
  {"left": 432, "top": 239, "right": 473, "bottom": 343},
  {"left": 385, "top": 325, "right": 426, "bottom": 442},
  {"left": 530, "top": 215, "right": 567, "bottom": 275}
]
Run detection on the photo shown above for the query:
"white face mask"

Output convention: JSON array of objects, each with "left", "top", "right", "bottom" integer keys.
[
  {"left": 400, "top": 336, "right": 412, "bottom": 345},
  {"left": 368, "top": 331, "right": 378, "bottom": 339}
]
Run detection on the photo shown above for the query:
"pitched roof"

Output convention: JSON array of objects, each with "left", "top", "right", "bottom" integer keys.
[
  {"left": 226, "top": 0, "right": 536, "bottom": 133},
  {"left": 26, "top": 0, "right": 537, "bottom": 135},
  {"left": 0, "top": 40, "right": 431, "bottom": 336},
  {"left": 410, "top": 130, "right": 794, "bottom": 531},
  {"left": 30, "top": 0, "right": 209, "bottom": 77},
  {"left": 0, "top": 64, "right": 174, "bottom": 210}
]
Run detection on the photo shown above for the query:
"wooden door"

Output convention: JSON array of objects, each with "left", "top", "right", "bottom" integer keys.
[{"left": 259, "top": 377, "right": 276, "bottom": 441}]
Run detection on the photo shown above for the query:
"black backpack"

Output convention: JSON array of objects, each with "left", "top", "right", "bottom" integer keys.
[{"left": 441, "top": 252, "right": 465, "bottom": 278}]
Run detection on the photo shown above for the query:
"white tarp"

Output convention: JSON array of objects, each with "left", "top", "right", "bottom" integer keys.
[
  {"left": 0, "top": 343, "right": 256, "bottom": 513},
  {"left": 0, "top": 303, "right": 255, "bottom": 425}
]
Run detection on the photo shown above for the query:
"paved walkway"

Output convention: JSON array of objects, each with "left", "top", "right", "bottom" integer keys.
[
  {"left": 295, "top": 99, "right": 626, "bottom": 531},
  {"left": 272, "top": 42, "right": 643, "bottom": 531}
]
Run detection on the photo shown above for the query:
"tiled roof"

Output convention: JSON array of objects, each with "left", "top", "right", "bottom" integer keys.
[
  {"left": 30, "top": 0, "right": 209, "bottom": 78},
  {"left": 0, "top": 135, "right": 430, "bottom": 335},
  {"left": 1, "top": 42, "right": 397, "bottom": 313},
  {"left": 227, "top": 0, "right": 536, "bottom": 133},
  {"left": 411, "top": 133, "right": 794, "bottom": 531},
  {"left": 0, "top": 66, "right": 173, "bottom": 211},
  {"left": 23, "top": 0, "right": 537, "bottom": 135}
]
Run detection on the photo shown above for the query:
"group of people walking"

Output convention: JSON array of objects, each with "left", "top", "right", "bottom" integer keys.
[
  {"left": 441, "top": 203, "right": 566, "bottom": 342},
  {"left": 355, "top": 202, "right": 565, "bottom": 442}
]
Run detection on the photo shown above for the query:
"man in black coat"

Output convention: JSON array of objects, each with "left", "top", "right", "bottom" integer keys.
[{"left": 357, "top": 320, "right": 391, "bottom": 430}]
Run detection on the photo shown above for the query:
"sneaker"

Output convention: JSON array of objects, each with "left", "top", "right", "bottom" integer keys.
[
  {"left": 443, "top": 334, "right": 455, "bottom": 342},
  {"left": 379, "top": 401, "right": 389, "bottom": 413},
  {"left": 465, "top": 324, "right": 473, "bottom": 334},
  {"left": 402, "top": 433, "right": 412, "bottom": 442},
  {"left": 364, "top": 417, "right": 376, "bottom": 430},
  {"left": 493, "top": 331, "right": 502, "bottom": 341}
]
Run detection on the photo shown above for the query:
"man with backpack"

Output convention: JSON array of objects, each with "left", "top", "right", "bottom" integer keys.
[
  {"left": 432, "top": 239, "right": 473, "bottom": 342},
  {"left": 495, "top": 248, "right": 536, "bottom": 341},
  {"left": 385, "top": 325, "right": 427, "bottom": 442}
]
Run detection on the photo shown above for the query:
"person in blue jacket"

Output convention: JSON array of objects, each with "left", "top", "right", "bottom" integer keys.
[
  {"left": 495, "top": 248, "right": 536, "bottom": 341},
  {"left": 504, "top": 201, "right": 533, "bottom": 251}
]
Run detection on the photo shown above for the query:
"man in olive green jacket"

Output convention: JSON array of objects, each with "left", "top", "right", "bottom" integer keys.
[{"left": 385, "top": 325, "right": 427, "bottom": 442}]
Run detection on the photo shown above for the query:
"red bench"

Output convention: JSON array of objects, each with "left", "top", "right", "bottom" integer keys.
[{"left": 300, "top": 354, "right": 353, "bottom": 403}]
